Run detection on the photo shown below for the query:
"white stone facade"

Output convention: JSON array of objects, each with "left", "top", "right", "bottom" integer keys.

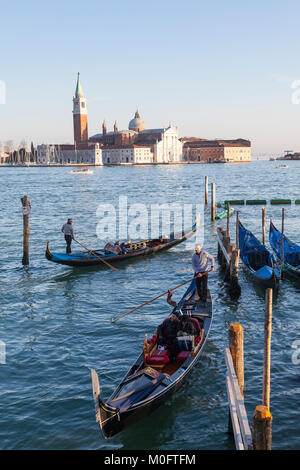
[
  {"left": 102, "top": 147, "right": 154, "bottom": 165},
  {"left": 153, "top": 127, "right": 183, "bottom": 163}
]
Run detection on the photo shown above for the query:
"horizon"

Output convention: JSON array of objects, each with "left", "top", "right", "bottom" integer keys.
[{"left": 1, "top": 0, "right": 300, "bottom": 157}]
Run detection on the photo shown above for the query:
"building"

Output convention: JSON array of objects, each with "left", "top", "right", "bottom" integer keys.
[
  {"left": 0, "top": 152, "right": 9, "bottom": 164},
  {"left": 102, "top": 145, "right": 154, "bottom": 165},
  {"left": 37, "top": 143, "right": 102, "bottom": 165},
  {"left": 73, "top": 73, "right": 88, "bottom": 145},
  {"left": 90, "top": 113, "right": 183, "bottom": 164},
  {"left": 182, "top": 138, "right": 251, "bottom": 163}
]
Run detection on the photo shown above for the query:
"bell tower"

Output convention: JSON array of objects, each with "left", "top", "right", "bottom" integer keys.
[{"left": 73, "top": 73, "right": 88, "bottom": 144}]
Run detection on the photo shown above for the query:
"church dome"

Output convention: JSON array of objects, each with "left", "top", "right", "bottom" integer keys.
[{"left": 128, "top": 110, "right": 146, "bottom": 132}]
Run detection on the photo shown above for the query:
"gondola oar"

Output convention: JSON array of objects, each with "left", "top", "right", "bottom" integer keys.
[
  {"left": 111, "top": 277, "right": 194, "bottom": 323},
  {"left": 74, "top": 239, "right": 118, "bottom": 271}
]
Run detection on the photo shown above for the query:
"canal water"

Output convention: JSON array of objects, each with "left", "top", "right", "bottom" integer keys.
[{"left": 0, "top": 161, "right": 299, "bottom": 450}]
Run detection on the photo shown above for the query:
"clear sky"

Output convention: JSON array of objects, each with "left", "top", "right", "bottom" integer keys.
[{"left": 1, "top": 0, "right": 300, "bottom": 156}]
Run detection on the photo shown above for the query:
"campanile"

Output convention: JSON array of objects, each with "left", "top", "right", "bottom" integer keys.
[{"left": 73, "top": 73, "right": 88, "bottom": 144}]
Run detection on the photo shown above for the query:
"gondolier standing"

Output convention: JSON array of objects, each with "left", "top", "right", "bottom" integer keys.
[
  {"left": 192, "top": 244, "right": 215, "bottom": 302},
  {"left": 62, "top": 218, "right": 74, "bottom": 254}
]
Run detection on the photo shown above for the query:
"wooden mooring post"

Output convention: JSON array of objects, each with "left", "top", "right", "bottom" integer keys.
[
  {"left": 262, "top": 207, "right": 266, "bottom": 245},
  {"left": 216, "top": 227, "right": 241, "bottom": 299},
  {"left": 21, "top": 195, "right": 31, "bottom": 265},
  {"left": 281, "top": 208, "right": 285, "bottom": 275},
  {"left": 205, "top": 176, "right": 208, "bottom": 205},
  {"left": 211, "top": 183, "right": 216, "bottom": 221},
  {"left": 225, "top": 290, "right": 273, "bottom": 450}
]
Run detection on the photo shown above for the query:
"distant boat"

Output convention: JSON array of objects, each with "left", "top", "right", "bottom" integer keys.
[
  {"left": 269, "top": 157, "right": 276, "bottom": 161},
  {"left": 276, "top": 164, "right": 288, "bottom": 168},
  {"left": 68, "top": 167, "right": 93, "bottom": 174}
]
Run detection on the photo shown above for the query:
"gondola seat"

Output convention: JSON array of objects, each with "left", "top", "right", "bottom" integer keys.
[
  {"left": 145, "top": 348, "right": 170, "bottom": 366},
  {"left": 176, "top": 350, "right": 191, "bottom": 365}
]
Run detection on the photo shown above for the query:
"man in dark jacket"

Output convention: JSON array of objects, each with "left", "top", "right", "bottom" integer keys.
[{"left": 157, "top": 312, "right": 180, "bottom": 346}]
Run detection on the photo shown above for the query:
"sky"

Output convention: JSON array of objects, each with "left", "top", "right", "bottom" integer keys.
[{"left": 1, "top": 0, "right": 300, "bottom": 156}]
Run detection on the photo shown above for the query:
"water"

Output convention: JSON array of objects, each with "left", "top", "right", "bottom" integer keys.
[{"left": 0, "top": 162, "right": 299, "bottom": 450}]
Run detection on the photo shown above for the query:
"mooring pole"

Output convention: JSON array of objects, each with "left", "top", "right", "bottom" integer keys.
[
  {"left": 252, "top": 406, "right": 273, "bottom": 450},
  {"left": 205, "top": 176, "right": 208, "bottom": 205},
  {"left": 281, "top": 208, "right": 285, "bottom": 273},
  {"left": 228, "top": 322, "right": 244, "bottom": 433},
  {"left": 262, "top": 207, "right": 266, "bottom": 245},
  {"left": 263, "top": 288, "right": 272, "bottom": 410},
  {"left": 226, "top": 202, "right": 230, "bottom": 238},
  {"left": 211, "top": 183, "right": 216, "bottom": 221},
  {"left": 236, "top": 211, "right": 240, "bottom": 250},
  {"left": 21, "top": 195, "right": 31, "bottom": 265}
]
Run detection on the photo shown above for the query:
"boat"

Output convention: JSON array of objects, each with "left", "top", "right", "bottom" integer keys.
[
  {"left": 269, "top": 221, "right": 300, "bottom": 279},
  {"left": 238, "top": 221, "right": 280, "bottom": 287},
  {"left": 68, "top": 167, "right": 94, "bottom": 174},
  {"left": 91, "top": 279, "right": 213, "bottom": 439},
  {"left": 46, "top": 217, "right": 199, "bottom": 268},
  {"left": 216, "top": 206, "right": 235, "bottom": 220},
  {"left": 276, "top": 164, "right": 288, "bottom": 168}
]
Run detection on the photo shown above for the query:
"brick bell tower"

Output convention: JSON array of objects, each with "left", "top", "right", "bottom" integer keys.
[{"left": 73, "top": 73, "right": 88, "bottom": 145}]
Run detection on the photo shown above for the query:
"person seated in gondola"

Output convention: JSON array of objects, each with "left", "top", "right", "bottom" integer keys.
[
  {"left": 175, "top": 315, "right": 198, "bottom": 353},
  {"left": 157, "top": 312, "right": 180, "bottom": 348}
]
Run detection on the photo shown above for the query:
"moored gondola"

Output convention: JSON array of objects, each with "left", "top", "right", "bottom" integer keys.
[
  {"left": 91, "top": 279, "right": 213, "bottom": 439},
  {"left": 46, "top": 217, "right": 199, "bottom": 268},
  {"left": 239, "top": 221, "right": 280, "bottom": 288},
  {"left": 269, "top": 221, "right": 300, "bottom": 279}
]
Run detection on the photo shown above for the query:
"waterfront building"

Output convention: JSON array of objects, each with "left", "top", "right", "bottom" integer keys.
[
  {"left": 102, "top": 145, "right": 153, "bottom": 164},
  {"left": 90, "top": 113, "right": 183, "bottom": 164},
  {"left": 182, "top": 138, "right": 251, "bottom": 163},
  {"left": 37, "top": 143, "right": 102, "bottom": 165},
  {"left": 0, "top": 152, "right": 10, "bottom": 164}
]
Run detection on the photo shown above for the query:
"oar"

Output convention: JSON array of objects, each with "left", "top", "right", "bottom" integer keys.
[
  {"left": 111, "top": 277, "right": 195, "bottom": 323},
  {"left": 74, "top": 239, "right": 118, "bottom": 271}
]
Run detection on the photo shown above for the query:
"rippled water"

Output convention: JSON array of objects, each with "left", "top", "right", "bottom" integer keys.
[{"left": 0, "top": 162, "right": 299, "bottom": 450}]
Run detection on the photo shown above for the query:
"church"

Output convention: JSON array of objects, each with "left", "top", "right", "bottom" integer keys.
[{"left": 74, "top": 73, "right": 183, "bottom": 165}]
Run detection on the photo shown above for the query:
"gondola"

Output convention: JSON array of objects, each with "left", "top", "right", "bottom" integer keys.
[
  {"left": 239, "top": 221, "right": 280, "bottom": 288},
  {"left": 91, "top": 279, "right": 213, "bottom": 439},
  {"left": 45, "top": 217, "right": 199, "bottom": 268},
  {"left": 269, "top": 221, "right": 300, "bottom": 279}
]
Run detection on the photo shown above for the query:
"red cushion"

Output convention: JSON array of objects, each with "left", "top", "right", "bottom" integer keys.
[
  {"left": 146, "top": 349, "right": 170, "bottom": 365},
  {"left": 176, "top": 350, "right": 191, "bottom": 364}
]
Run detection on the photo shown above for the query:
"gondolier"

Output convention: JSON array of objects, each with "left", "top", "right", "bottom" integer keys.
[
  {"left": 61, "top": 218, "right": 74, "bottom": 254},
  {"left": 192, "top": 244, "right": 215, "bottom": 302}
]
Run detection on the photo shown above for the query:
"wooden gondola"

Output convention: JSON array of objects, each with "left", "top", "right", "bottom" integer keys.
[
  {"left": 45, "top": 217, "right": 199, "bottom": 268},
  {"left": 91, "top": 279, "right": 213, "bottom": 439},
  {"left": 269, "top": 221, "right": 300, "bottom": 279},
  {"left": 239, "top": 220, "right": 280, "bottom": 288}
]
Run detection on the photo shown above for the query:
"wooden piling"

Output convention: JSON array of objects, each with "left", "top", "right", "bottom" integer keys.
[
  {"left": 281, "top": 208, "right": 285, "bottom": 273},
  {"left": 262, "top": 207, "right": 266, "bottom": 245},
  {"left": 211, "top": 183, "right": 216, "bottom": 221},
  {"left": 252, "top": 406, "right": 272, "bottom": 450},
  {"left": 263, "top": 288, "right": 272, "bottom": 410},
  {"left": 226, "top": 202, "right": 230, "bottom": 238},
  {"left": 236, "top": 211, "right": 240, "bottom": 250},
  {"left": 205, "top": 176, "right": 208, "bottom": 205},
  {"left": 228, "top": 323, "right": 244, "bottom": 399},
  {"left": 21, "top": 195, "right": 31, "bottom": 265}
]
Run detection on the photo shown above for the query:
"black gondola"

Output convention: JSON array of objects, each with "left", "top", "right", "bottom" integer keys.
[
  {"left": 46, "top": 217, "right": 199, "bottom": 268},
  {"left": 269, "top": 221, "right": 300, "bottom": 279},
  {"left": 91, "top": 279, "right": 213, "bottom": 439},
  {"left": 239, "top": 220, "right": 280, "bottom": 288}
]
